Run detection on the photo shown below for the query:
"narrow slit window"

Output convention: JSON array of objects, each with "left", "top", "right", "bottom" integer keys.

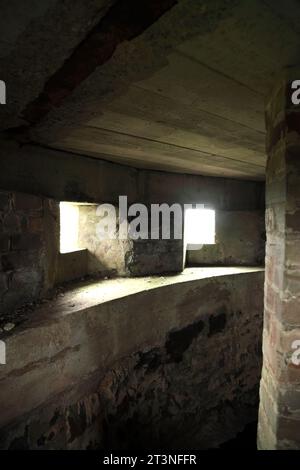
[
  {"left": 59, "top": 202, "right": 80, "bottom": 253},
  {"left": 185, "top": 208, "right": 215, "bottom": 247}
]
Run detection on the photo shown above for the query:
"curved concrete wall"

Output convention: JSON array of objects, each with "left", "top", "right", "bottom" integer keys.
[{"left": 0, "top": 268, "right": 264, "bottom": 449}]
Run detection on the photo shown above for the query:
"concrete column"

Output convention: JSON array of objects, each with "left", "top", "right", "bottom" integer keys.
[{"left": 258, "top": 71, "right": 300, "bottom": 449}]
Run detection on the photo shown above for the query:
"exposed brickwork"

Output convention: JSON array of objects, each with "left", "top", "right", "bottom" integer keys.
[
  {"left": 0, "top": 190, "right": 49, "bottom": 318},
  {"left": 258, "top": 73, "right": 300, "bottom": 450}
]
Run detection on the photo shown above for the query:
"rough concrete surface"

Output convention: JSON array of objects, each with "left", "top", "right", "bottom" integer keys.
[
  {"left": 0, "top": 0, "right": 296, "bottom": 179},
  {"left": 0, "top": 140, "right": 265, "bottom": 208},
  {"left": 0, "top": 268, "right": 264, "bottom": 449},
  {"left": 187, "top": 210, "right": 266, "bottom": 266},
  {"left": 2, "top": 1, "right": 300, "bottom": 179}
]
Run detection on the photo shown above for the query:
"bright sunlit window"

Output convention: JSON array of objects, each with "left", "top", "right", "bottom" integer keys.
[
  {"left": 185, "top": 208, "right": 215, "bottom": 246},
  {"left": 60, "top": 202, "right": 80, "bottom": 253}
]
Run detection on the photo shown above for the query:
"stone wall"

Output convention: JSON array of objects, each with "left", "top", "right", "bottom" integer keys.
[{"left": 0, "top": 269, "right": 264, "bottom": 449}]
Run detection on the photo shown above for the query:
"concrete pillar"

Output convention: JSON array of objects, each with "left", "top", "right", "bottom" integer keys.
[{"left": 258, "top": 71, "right": 300, "bottom": 449}]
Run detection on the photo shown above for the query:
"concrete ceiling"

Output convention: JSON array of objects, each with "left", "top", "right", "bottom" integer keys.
[{"left": 1, "top": 0, "right": 300, "bottom": 180}]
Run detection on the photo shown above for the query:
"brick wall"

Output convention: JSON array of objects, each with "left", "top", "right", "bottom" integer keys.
[
  {"left": 257, "top": 71, "right": 300, "bottom": 449},
  {"left": 0, "top": 190, "right": 57, "bottom": 321}
]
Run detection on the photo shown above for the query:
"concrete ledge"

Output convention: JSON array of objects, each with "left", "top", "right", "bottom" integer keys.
[
  {"left": 30, "top": 266, "right": 264, "bottom": 321},
  {"left": 0, "top": 267, "right": 264, "bottom": 448}
]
